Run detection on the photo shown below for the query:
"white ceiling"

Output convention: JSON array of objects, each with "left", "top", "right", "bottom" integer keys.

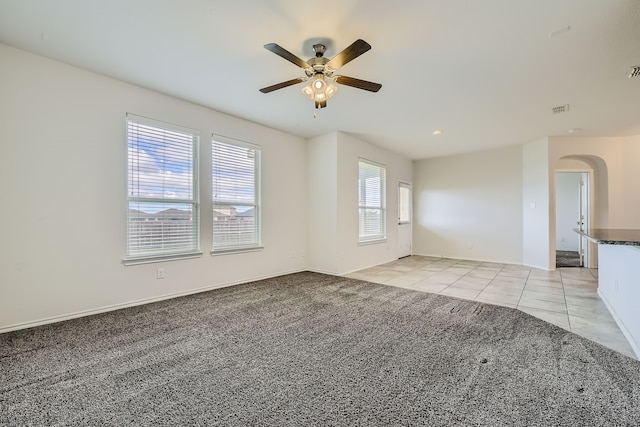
[{"left": 1, "top": 0, "right": 639, "bottom": 159}]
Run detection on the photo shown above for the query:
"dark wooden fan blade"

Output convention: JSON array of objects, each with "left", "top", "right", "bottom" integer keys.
[
  {"left": 334, "top": 75, "right": 382, "bottom": 92},
  {"left": 264, "top": 43, "right": 310, "bottom": 69},
  {"left": 326, "top": 39, "right": 371, "bottom": 70},
  {"left": 259, "top": 78, "right": 306, "bottom": 93}
]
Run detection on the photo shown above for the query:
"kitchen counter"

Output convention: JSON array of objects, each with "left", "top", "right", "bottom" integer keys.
[
  {"left": 575, "top": 228, "right": 640, "bottom": 246},
  {"left": 574, "top": 228, "right": 640, "bottom": 358}
]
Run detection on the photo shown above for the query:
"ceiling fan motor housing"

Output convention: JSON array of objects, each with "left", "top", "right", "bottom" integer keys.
[
  {"left": 306, "top": 56, "right": 331, "bottom": 76},
  {"left": 312, "top": 44, "right": 327, "bottom": 57}
]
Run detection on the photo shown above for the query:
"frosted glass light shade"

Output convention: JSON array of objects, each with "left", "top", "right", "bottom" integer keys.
[{"left": 301, "top": 74, "right": 337, "bottom": 105}]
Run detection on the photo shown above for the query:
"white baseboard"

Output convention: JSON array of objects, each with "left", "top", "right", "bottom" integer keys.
[
  {"left": 306, "top": 268, "right": 340, "bottom": 276},
  {"left": 0, "top": 269, "right": 306, "bottom": 334},
  {"left": 339, "top": 257, "right": 400, "bottom": 276},
  {"left": 598, "top": 289, "right": 640, "bottom": 359},
  {"left": 411, "top": 252, "right": 531, "bottom": 268}
]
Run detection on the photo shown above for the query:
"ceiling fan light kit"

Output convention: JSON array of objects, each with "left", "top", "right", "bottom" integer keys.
[
  {"left": 260, "top": 39, "right": 382, "bottom": 111},
  {"left": 301, "top": 74, "right": 338, "bottom": 109}
]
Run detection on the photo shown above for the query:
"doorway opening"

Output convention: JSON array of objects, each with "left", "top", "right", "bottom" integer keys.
[
  {"left": 397, "top": 181, "right": 412, "bottom": 259},
  {"left": 555, "top": 171, "right": 590, "bottom": 268}
]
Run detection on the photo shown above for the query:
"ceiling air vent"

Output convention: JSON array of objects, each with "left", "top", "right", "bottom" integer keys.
[
  {"left": 552, "top": 104, "right": 570, "bottom": 114},
  {"left": 628, "top": 66, "right": 640, "bottom": 78}
]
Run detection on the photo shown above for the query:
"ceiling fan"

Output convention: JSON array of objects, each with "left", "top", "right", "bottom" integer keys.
[{"left": 259, "top": 39, "right": 382, "bottom": 109}]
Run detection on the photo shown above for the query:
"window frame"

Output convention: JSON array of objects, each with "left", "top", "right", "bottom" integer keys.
[
  {"left": 358, "top": 158, "right": 387, "bottom": 244},
  {"left": 398, "top": 181, "right": 412, "bottom": 225},
  {"left": 211, "top": 134, "right": 263, "bottom": 255},
  {"left": 123, "top": 114, "right": 202, "bottom": 265}
]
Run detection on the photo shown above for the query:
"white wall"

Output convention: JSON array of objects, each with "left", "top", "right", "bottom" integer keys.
[
  {"left": 4, "top": 40, "right": 640, "bottom": 331},
  {"left": 412, "top": 135, "right": 640, "bottom": 271},
  {"left": 620, "top": 138, "right": 640, "bottom": 226},
  {"left": 306, "top": 132, "right": 338, "bottom": 274},
  {"left": 413, "top": 145, "right": 523, "bottom": 264},
  {"left": 305, "top": 131, "right": 412, "bottom": 275},
  {"left": 412, "top": 136, "right": 640, "bottom": 270},
  {"left": 550, "top": 136, "right": 640, "bottom": 229},
  {"left": 522, "top": 138, "right": 551, "bottom": 269},
  {"left": 336, "top": 132, "right": 413, "bottom": 274},
  {"left": 0, "top": 43, "right": 307, "bottom": 331},
  {"left": 555, "top": 172, "right": 581, "bottom": 251},
  {"left": 548, "top": 136, "right": 640, "bottom": 268},
  {"left": 598, "top": 244, "right": 640, "bottom": 358}
]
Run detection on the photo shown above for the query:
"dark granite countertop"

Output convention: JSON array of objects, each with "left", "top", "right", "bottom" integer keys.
[{"left": 575, "top": 228, "right": 640, "bottom": 246}]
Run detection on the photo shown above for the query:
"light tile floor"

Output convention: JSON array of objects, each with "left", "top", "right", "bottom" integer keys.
[{"left": 345, "top": 255, "right": 636, "bottom": 359}]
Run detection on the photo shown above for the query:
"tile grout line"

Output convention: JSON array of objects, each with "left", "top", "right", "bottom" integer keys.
[
  {"left": 477, "top": 263, "right": 506, "bottom": 304},
  {"left": 514, "top": 267, "right": 531, "bottom": 311},
  {"left": 454, "top": 260, "right": 492, "bottom": 300},
  {"left": 558, "top": 268, "right": 573, "bottom": 332}
]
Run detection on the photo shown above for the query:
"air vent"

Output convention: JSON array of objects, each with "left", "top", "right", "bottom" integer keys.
[
  {"left": 628, "top": 66, "right": 640, "bottom": 78},
  {"left": 552, "top": 104, "right": 570, "bottom": 114}
]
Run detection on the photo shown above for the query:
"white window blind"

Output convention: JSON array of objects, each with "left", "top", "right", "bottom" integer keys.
[
  {"left": 126, "top": 114, "right": 200, "bottom": 260},
  {"left": 359, "top": 159, "right": 386, "bottom": 242},
  {"left": 212, "top": 137, "right": 261, "bottom": 252}
]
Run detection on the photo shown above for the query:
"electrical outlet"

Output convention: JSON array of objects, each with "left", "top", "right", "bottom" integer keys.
[{"left": 157, "top": 268, "right": 165, "bottom": 279}]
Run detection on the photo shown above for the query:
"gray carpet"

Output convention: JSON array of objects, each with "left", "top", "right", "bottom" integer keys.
[
  {"left": 2, "top": 272, "right": 640, "bottom": 426},
  {"left": 556, "top": 250, "right": 582, "bottom": 268}
]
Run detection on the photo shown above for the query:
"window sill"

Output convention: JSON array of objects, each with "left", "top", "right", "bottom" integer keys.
[
  {"left": 122, "top": 251, "right": 203, "bottom": 266},
  {"left": 211, "top": 246, "right": 264, "bottom": 256},
  {"left": 358, "top": 238, "right": 387, "bottom": 246}
]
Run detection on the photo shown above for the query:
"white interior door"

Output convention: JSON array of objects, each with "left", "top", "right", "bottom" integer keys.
[{"left": 398, "top": 181, "right": 412, "bottom": 258}]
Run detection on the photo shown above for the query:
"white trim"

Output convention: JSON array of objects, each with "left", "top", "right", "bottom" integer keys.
[
  {"left": 0, "top": 269, "right": 306, "bottom": 334},
  {"left": 358, "top": 238, "right": 387, "bottom": 246},
  {"left": 211, "top": 133, "right": 261, "bottom": 151},
  {"left": 126, "top": 112, "right": 200, "bottom": 136},
  {"left": 598, "top": 289, "right": 640, "bottom": 359},
  {"left": 122, "top": 251, "right": 203, "bottom": 265},
  {"left": 358, "top": 157, "right": 386, "bottom": 169},
  {"left": 336, "top": 257, "right": 399, "bottom": 276},
  {"left": 306, "top": 268, "right": 341, "bottom": 276},
  {"left": 210, "top": 246, "right": 264, "bottom": 256},
  {"left": 411, "top": 252, "right": 541, "bottom": 269}
]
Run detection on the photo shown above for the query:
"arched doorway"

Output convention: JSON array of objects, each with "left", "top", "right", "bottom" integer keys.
[{"left": 553, "top": 155, "right": 609, "bottom": 269}]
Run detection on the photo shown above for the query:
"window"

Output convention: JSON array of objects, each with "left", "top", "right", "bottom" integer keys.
[
  {"left": 398, "top": 182, "right": 412, "bottom": 224},
  {"left": 358, "top": 159, "right": 386, "bottom": 242},
  {"left": 212, "top": 136, "right": 261, "bottom": 253},
  {"left": 125, "top": 114, "right": 200, "bottom": 263}
]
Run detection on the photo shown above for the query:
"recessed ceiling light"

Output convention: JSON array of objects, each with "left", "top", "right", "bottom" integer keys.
[
  {"left": 568, "top": 128, "right": 581, "bottom": 134},
  {"left": 433, "top": 130, "right": 443, "bottom": 136}
]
